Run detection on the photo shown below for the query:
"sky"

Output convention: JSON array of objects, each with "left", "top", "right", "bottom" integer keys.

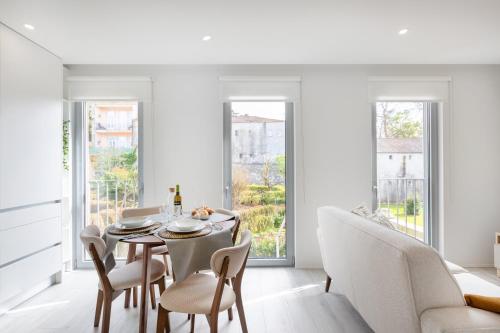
[{"left": 231, "top": 101, "right": 286, "bottom": 121}]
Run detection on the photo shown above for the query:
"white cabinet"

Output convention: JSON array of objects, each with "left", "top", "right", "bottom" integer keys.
[
  {"left": 0, "top": 203, "right": 62, "bottom": 265},
  {"left": 0, "top": 24, "right": 63, "bottom": 313},
  {"left": 0, "top": 24, "right": 63, "bottom": 209},
  {"left": 0, "top": 245, "right": 62, "bottom": 303}
]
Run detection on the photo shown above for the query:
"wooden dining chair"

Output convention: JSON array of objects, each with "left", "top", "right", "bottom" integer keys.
[
  {"left": 80, "top": 225, "right": 167, "bottom": 333},
  {"left": 184, "top": 207, "right": 243, "bottom": 324},
  {"left": 212, "top": 208, "right": 243, "bottom": 322},
  {"left": 214, "top": 208, "right": 241, "bottom": 245},
  {"left": 156, "top": 230, "right": 252, "bottom": 333},
  {"left": 122, "top": 206, "right": 171, "bottom": 309}
]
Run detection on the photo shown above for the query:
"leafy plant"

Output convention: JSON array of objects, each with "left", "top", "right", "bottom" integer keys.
[
  {"left": 62, "top": 120, "right": 70, "bottom": 171},
  {"left": 377, "top": 102, "right": 423, "bottom": 138},
  {"left": 273, "top": 207, "right": 285, "bottom": 228},
  {"left": 275, "top": 155, "right": 285, "bottom": 177},
  {"left": 405, "top": 197, "right": 420, "bottom": 215},
  {"left": 389, "top": 111, "right": 423, "bottom": 138}
]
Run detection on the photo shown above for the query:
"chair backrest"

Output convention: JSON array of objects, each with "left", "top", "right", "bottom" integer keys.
[
  {"left": 80, "top": 224, "right": 107, "bottom": 258},
  {"left": 122, "top": 206, "right": 161, "bottom": 218},
  {"left": 210, "top": 230, "right": 252, "bottom": 279},
  {"left": 215, "top": 208, "right": 241, "bottom": 244},
  {"left": 80, "top": 225, "right": 112, "bottom": 291}
]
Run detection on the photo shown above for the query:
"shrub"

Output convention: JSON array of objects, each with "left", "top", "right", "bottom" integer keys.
[
  {"left": 247, "top": 184, "right": 269, "bottom": 192},
  {"left": 273, "top": 208, "right": 285, "bottom": 228},
  {"left": 240, "top": 205, "right": 278, "bottom": 233},
  {"left": 271, "top": 184, "right": 285, "bottom": 192},
  {"left": 232, "top": 166, "right": 249, "bottom": 207},
  {"left": 239, "top": 190, "right": 261, "bottom": 206},
  {"left": 262, "top": 191, "right": 285, "bottom": 205},
  {"left": 405, "top": 198, "right": 420, "bottom": 215},
  {"left": 252, "top": 215, "right": 274, "bottom": 233},
  {"left": 249, "top": 231, "right": 286, "bottom": 258},
  {"left": 238, "top": 184, "right": 286, "bottom": 206}
]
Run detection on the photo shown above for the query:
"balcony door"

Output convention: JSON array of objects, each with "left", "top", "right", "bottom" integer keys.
[
  {"left": 74, "top": 100, "right": 143, "bottom": 267},
  {"left": 223, "top": 101, "right": 294, "bottom": 266},
  {"left": 373, "top": 101, "right": 439, "bottom": 247}
]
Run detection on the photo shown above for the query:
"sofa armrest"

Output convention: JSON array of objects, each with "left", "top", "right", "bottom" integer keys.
[{"left": 421, "top": 306, "right": 500, "bottom": 333}]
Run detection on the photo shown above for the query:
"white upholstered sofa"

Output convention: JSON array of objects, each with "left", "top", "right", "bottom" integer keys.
[{"left": 317, "top": 206, "right": 500, "bottom": 333}]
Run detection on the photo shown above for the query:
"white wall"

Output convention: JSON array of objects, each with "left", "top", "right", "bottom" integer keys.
[{"left": 66, "top": 64, "right": 500, "bottom": 268}]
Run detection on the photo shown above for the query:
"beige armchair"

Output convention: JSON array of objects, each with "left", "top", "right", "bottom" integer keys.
[
  {"left": 156, "top": 230, "right": 252, "bottom": 333},
  {"left": 80, "top": 225, "right": 166, "bottom": 333}
]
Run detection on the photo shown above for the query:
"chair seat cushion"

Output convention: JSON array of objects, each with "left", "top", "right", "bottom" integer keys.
[
  {"left": 101, "top": 258, "right": 165, "bottom": 291},
  {"left": 159, "top": 273, "right": 235, "bottom": 314},
  {"left": 135, "top": 245, "right": 169, "bottom": 257}
]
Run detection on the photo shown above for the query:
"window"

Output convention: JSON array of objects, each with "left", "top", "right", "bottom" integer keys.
[
  {"left": 76, "top": 101, "right": 141, "bottom": 264},
  {"left": 373, "top": 101, "right": 439, "bottom": 246},
  {"left": 107, "top": 111, "right": 115, "bottom": 129},
  {"left": 223, "top": 101, "right": 294, "bottom": 266}
]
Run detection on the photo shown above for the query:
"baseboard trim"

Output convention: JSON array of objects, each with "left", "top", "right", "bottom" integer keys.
[{"left": 462, "top": 265, "right": 494, "bottom": 269}]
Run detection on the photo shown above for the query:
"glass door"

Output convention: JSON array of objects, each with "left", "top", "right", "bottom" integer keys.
[
  {"left": 223, "top": 101, "right": 294, "bottom": 266},
  {"left": 373, "top": 101, "right": 438, "bottom": 246},
  {"left": 75, "top": 101, "right": 143, "bottom": 267}
]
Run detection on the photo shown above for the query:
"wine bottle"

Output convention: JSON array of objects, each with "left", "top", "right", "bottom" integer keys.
[{"left": 174, "top": 184, "right": 182, "bottom": 217}]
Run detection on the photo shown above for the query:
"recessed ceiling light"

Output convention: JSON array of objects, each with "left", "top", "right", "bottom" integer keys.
[
  {"left": 202, "top": 35, "right": 212, "bottom": 41},
  {"left": 24, "top": 24, "right": 35, "bottom": 30},
  {"left": 398, "top": 28, "right": 409, "bottom": 35}
]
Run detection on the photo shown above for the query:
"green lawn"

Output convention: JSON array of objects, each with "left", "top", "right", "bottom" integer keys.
[{"left": 379, "top": 203, "right": 424, "bottom": 227}]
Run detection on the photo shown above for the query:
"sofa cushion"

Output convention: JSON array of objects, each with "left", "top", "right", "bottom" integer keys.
[
  {"left": 421, "top": 306, "right": 500, "bottom": 333},
  {"left": 351, "top": 204, "right": 396, "bottom": 229},
  {"left": 369, "top": 210, "right": 397, "bottom": 229},
  {"left": 351, "top": 204, "right": 371, "bottom": 217}
]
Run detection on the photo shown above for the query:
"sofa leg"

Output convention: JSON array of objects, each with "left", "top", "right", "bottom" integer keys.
[{"left": 325, "top": 275, "right": 332, "bottom": 292}]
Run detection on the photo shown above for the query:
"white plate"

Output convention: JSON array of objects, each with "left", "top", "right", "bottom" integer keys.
[
  {"left": 166, "top": 219, "right": 205, "bottom": 233},
  {"left": 191, "top": 214, "right": 210, "bottom": 221},
  {"left": 118, "top": 217, "right": 152, "bottom": 229}
]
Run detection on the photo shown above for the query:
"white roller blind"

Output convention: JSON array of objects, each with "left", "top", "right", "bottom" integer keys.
[
  {"left": 219, "top": 76, "right": 301, "bottom": 102},
  {"left": 66, "top": 76, "right": 152, "bottom": 101},
  {"left": 368, "top": 76, "right": 451, "bottom": 102}
]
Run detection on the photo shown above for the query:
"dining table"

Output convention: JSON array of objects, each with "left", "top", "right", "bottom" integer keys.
[{"left": 118, "top": 218, "right": 236, "bottom": 333}]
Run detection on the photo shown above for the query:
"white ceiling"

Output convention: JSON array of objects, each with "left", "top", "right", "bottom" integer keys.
[{"left": 1, "top": 0, "right": 499, "bottom": 64}]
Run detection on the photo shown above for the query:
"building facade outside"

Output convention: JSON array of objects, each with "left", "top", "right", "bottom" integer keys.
[
  {"left": 377, "top": 137, "right": 423, "bottom": 202},
  {"left": 91, "top": 103, "right": 138, "bottom": 149},
  {"left": 232, "top": 114, "right": 285, "bottom": 184}
]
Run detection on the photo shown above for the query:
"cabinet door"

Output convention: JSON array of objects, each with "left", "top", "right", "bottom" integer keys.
[{"left": 0, "top": 25, "right": 63, "bottom": 209}]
